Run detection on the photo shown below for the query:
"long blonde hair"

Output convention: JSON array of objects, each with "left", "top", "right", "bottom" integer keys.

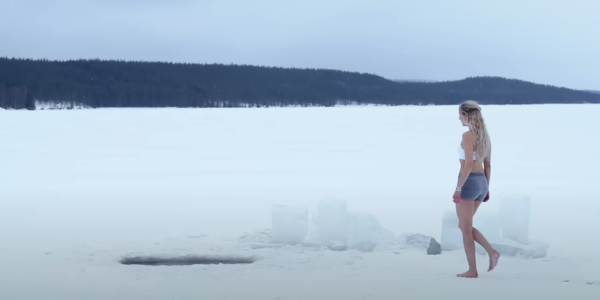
[{"left": 459, "top": 100, "right": 491, "bottom": 164}]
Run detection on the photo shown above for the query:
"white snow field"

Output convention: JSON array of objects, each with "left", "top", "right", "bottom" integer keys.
[{"left": 1, "top": 104, "right": 599, "bottom": 299}]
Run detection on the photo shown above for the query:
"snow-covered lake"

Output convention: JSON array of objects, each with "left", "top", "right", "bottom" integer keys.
[{"left": 1, "top": 105, "right": 599, "bottom": 299}]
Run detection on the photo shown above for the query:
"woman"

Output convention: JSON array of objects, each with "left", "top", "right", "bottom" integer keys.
[{"left": 453, "top": 100, "right": 500, "bottom": 278}]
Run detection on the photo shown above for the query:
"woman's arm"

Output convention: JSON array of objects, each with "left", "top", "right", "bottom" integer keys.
[
  {"left": 484, "top": 154, "right": 491, "bottom": 184},
  {"left": 457, "top": 132, "right": 476, "bottom": 190}
]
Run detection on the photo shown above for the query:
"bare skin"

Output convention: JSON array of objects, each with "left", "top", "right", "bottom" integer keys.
[
  {"left": 456, "top": 199, "right": 500, "bottom": 278},
  {"left": 454, "top": 113, "right": 500, "bottom": 278}
]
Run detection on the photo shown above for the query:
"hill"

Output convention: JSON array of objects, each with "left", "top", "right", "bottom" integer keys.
[{"left": 1, "top": 58, "right": 599, "bottom": 110}]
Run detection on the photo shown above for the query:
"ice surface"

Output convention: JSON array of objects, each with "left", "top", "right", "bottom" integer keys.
[
  {"left": 270, "top": 205, "right": 308, "bottom": 244},
  {"left": 2, "top": 105, "right": 600, "bottom": 299},
  {"left": 498, "top": 195, "right": 531, "bottom": 244},
  {"left": 347, "top": 212, "right": 380, "bottom": 251},
  {"left": 316, "top": 199, "right": 348, "bottom": 244}
]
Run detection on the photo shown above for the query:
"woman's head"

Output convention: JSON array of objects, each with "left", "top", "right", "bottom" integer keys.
[
  {"left": 458, "top": 100, "right": 481, "bottom": 126},
  {"left": 458, "top": 100, "right": 491, "bottom": 162}
]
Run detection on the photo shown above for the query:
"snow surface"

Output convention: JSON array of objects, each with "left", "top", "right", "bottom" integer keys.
[
  {"left": 35, "top": 100, "right": 91, "bottom": 110},
  {"left": 1, "top": 105, "right": 600, "bottom": 299}
]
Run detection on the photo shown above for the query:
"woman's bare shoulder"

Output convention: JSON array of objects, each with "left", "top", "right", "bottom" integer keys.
[{"left": 462, "top": 131, "right": 475, "bottom": 142}]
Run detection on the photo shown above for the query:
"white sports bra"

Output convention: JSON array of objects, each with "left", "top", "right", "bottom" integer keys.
[{"left": 458, "top": 142, "right": 478, "bottom": 160}]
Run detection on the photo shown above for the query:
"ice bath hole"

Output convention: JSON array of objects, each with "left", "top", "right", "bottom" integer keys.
[{"left": 119, "top": 255, "right": 256, "bottom": 266}]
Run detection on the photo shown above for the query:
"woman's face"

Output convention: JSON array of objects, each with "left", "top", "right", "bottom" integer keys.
[{"left": 459, "top": 111, "right": 468, "bottom": 127}]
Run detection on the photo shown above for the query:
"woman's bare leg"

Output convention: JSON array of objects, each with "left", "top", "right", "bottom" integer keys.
[
  {"left": 472, "top": 228, "right": 495, "bottom": 253},
  {"left": 472, "top": 201, "right": 500, "bottom": 271},
  {"left": 456, "top": 200, "right": 478, "bottom": 278}
]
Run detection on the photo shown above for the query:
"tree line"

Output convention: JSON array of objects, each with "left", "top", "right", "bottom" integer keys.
[{"left": 1, "top": 57, "right": 598, "bottom": 110}]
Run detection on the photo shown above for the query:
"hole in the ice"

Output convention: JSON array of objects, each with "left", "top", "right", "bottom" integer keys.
[{"left": 119, "top": 255, "right": 256, "bottom": 266}]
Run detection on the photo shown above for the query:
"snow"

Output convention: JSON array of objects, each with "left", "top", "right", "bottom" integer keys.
[
  {"left": 1, "top": 104, "right": 600, "bottom": 299},
  {"left": 35, "top": 100, "right": 91, "bottom": 110}
]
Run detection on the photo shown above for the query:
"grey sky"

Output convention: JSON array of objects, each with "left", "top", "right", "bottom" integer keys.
[{"left": 1, "top": 0, "right": 598, "bottom": 90}]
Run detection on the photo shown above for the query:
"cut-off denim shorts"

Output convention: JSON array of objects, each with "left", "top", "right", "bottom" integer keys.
[{"left": 458, "top": 172, "right": 489, "bottom": 201}]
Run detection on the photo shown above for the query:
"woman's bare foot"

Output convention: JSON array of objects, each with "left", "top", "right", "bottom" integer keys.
[
  {"left": 457, "top": 270, "right": 478, "bottom": 278},
  {"left": 488, "top": 251, "right": 500, "bottom": 272}
]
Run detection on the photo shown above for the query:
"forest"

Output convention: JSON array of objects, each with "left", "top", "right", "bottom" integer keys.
[{"left": 1, "top": 58, "right": 599, "bottom": 110}]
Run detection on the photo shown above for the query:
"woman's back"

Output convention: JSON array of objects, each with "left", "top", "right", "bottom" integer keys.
[{"left": 458, "top": 130, "right": 487, "bottom": 173}]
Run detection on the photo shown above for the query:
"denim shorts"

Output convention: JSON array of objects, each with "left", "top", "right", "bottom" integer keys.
[{"left": 458, "top": 173, "right": 489, "bottom": 201}]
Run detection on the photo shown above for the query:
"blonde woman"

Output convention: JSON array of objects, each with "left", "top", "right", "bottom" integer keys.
[{"left": 453, "top": 100, "right": 500, "bottom": 278}]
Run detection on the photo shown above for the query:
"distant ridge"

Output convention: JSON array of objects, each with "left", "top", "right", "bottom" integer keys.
[
  {"left": 1, "top": 57, "right": 599, "bottom": 110},
  {"left": 393, "top": 79, "right": 439, "bottom": 83}
]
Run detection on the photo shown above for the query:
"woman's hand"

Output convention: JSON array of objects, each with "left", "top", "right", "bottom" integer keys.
[
  {"left": 483, "top": 191, "right": 490, "bottom": 202},
  {"left": 453, "top": 191, "right": 461, "bottom": 203}
]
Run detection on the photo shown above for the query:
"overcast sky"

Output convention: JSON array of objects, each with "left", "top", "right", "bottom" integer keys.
[{"left": 0, "top": 0, "right": 598, "bottom": 90}]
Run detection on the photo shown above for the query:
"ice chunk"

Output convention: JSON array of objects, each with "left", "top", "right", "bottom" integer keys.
[
  {"left": 474, "top": 211, "right": 502, "bottom": 242},
  {"left": 473, "top": 211, "right": 502, "bottom": 253},
  {"left": 498, "top": 195, "right": 531, "bottom": 244},
  {"left": 400, "top": 233, "right": 442, "bottom": 255},
  {"left": 304, "top": 206, "right": 320, "bottom": 243},
  {"left": 327, "top": 240, "right": 348, "bottom": 251},
  {"left": 478, "top": 238, "right": 548, "bottom": 258},
  {"left": 440, "top": 210, "right": 462, "bottom": 251},
  {"left": 239, "top": 229, "right": 271, "bottom": 244},
  {"left": 347, "top": 212, "right": 380, "bottom": 252},
  {"left": 442, "top": 209, "right": 503, "bottom": 252},
  {"left": 270, "top": 200, "right": 394, "bottom": 251},
  {"left": 401, "top": 233, "right": 434, "bottom": 249},
  {"left": 375, "top": 227, "right": 397, "bottom": 251},
  {"left": 270, "top": 205, "right": 308, "bottom": 245},
  {"left": 316, "top": 199, "right": 348, "bottom": 243},
  {"left": 441, "top": 195, "right": 536, "bottom": 253}
]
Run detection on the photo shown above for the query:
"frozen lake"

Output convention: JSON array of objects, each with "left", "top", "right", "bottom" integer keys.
[{"left": 1, "top": 104, "right": 599, "bottom": 299}]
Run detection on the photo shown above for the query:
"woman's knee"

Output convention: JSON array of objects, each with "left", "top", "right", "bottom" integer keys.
[{"left": 459, "top": 222, "right": 473, "bottom": 234}]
